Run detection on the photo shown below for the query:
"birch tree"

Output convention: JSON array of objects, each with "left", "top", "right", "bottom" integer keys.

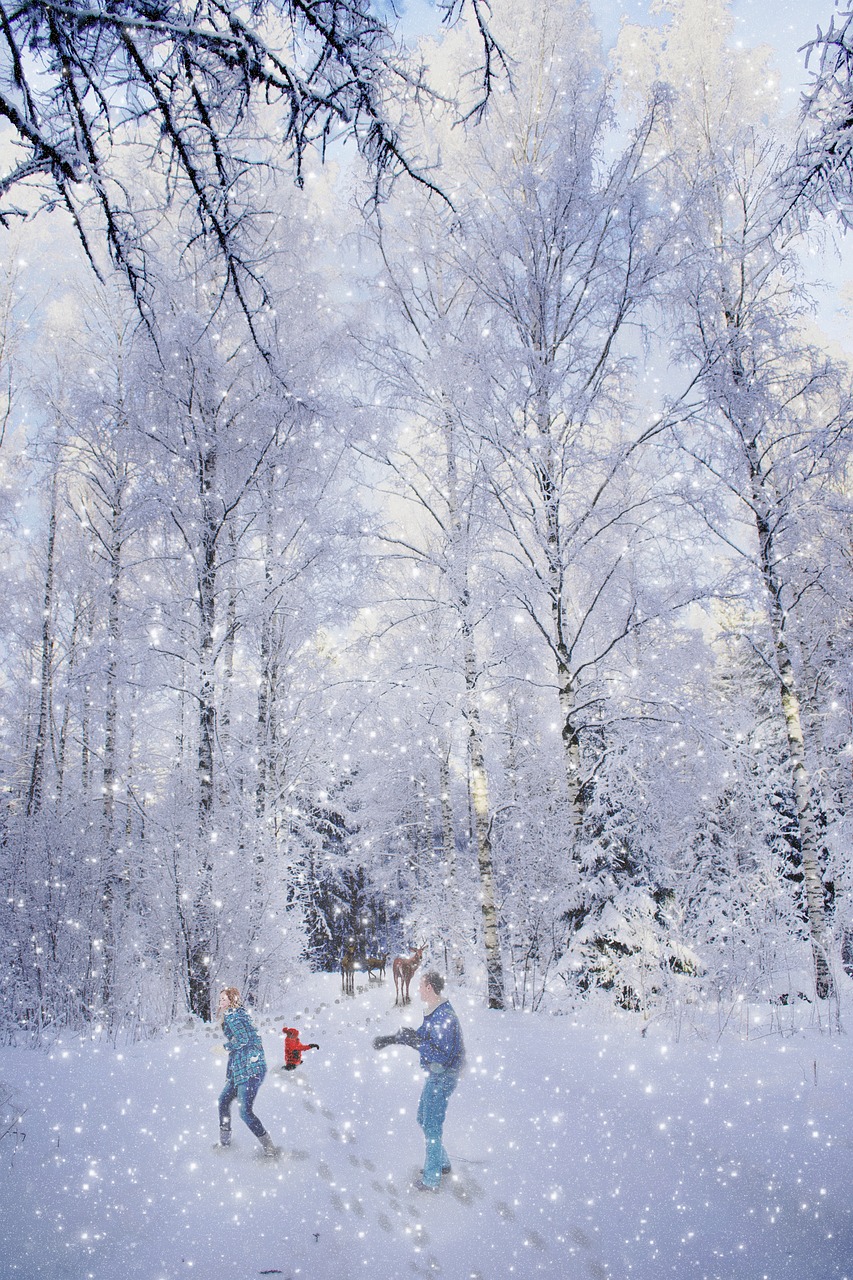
[
  {"left": 447, "top": 0, "right": 681, "bottom": 838},
  {"left": 619, "top": 0, "right": 853, "bottom": 1000},
  {"left": 356, "top": 183, "right": 509, "bottom": 1006},
  {"left": 142, "top": 307, "right": 276, "bottom": 1016},
  {"left": 44, "top": 294, "right": 152, "bottom": 1015}
]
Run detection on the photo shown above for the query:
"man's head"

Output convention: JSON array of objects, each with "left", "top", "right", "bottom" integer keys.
[{"left": 420, "top": 970, "right": 445, "bottom": 1001}]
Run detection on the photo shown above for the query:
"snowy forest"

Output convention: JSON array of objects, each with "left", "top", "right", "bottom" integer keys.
[{"left": 3, "top": 0, "right": 853, "bottom": 1039}]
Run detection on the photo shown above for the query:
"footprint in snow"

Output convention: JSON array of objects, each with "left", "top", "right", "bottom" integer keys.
[
  {"left": 406, "top": 1240, "right": 434, "bottom": 1272},
  {"left": 449, "top": 1181, "right": 474, "bottom": 1205},
  {"left": 495, "top": 1200, "right": 515, "bottom": 1221},
  {"left": 568, "top": 1225, "right": 607, "bottom": 1278},
  {"left": 449, "top": 1173, "right": 485, "bottom": 1205},
  {"left": 409, "top": 1257, "right": 442, "bottom": 1278}
]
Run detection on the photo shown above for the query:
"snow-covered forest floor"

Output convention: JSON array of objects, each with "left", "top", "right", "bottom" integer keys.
[{"left": 1, "top": 975, "right": 852, "bottom": 1280}]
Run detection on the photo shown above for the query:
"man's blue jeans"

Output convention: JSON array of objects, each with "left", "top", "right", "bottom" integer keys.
[
  {"left": 416, "top": 1069, "right": 459, "bottom": 1188},
  {"left": 218, "top": 1070, "right": 267, "bottom": 1141}
]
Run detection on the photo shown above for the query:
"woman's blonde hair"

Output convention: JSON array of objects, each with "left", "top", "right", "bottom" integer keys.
[{"left": 219, "top": 986, "right": 242, "bottom": 1010}]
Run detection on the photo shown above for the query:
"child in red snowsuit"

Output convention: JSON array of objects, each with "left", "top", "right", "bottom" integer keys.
[{"left": 282, "top": 1026, "right": 320, "bottom": 1070}]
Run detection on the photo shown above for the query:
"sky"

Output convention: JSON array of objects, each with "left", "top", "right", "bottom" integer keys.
[
  {"left": 714, "top": 0, "right": 841, "bottom": 94},
  {"left": 581, "top": 0, "right": 837, "bottom": 96},
  {"left": 579, "top": 0, "right": 853, "bottom": 348}
]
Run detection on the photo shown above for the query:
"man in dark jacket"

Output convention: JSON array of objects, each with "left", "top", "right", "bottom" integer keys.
[{"left": 373, "top": 969, "right": 465, "bottom": 1192}]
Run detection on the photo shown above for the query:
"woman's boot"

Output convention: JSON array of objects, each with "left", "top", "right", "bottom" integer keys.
[{"left": 259, "top": 1131, "right": 281, "bottom": 1159}]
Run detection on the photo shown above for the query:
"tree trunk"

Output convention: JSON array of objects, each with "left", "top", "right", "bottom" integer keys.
[
  {"left": 26, "top": 469, "right": 58, "bottom": 818},
  {"left": 439, "top": 747, "right": 465, "bottom": 976},
  {"left": 100, "top": 484, "right": 126, "bottom": 1021},
  {"left": 746, "top": 436, "right": 833, "bottom": 999},
  {"left": 54, "top": 594, "right": 85, "bottom": 807},
  {"left": 81, "top": 601, "right": 94, "bottom": 802},
  {"left": 445, "top": 412, "right": 505, "bottom": 1008},
  {"left": 256, "top": 465, "right": 277, "bottom": 821},
  {"left": 189, "top": 440, "right": 218, "bottom": 1020},
  {"left": 555, "top": 655, "right": 584, "bottom": 831},
  {"left": 461, "top": 604, "right": 505, "bottom": 1008},
  {"left": 537, "top": 428, "right": 585, "bottom": 831}
]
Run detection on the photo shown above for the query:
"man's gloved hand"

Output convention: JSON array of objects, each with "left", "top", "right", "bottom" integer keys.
[
  {"left": 373, "top": 1034, "right": 398, "bottom": 1050},
  {"left": 396, "top": 1027, "right": 420, "bottom": 1049},
  {"left": 308, "top": 1043, "right": 320, "bottom": 1050}
]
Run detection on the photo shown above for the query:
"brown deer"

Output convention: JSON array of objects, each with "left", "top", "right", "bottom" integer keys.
[
  {"left": 365, "top": 951, "right": 388, "bottom": 981},
  {"left": 393, "top": 945, "right": 425, "bottom": 1005},
  {"left": 341, "top": 945, "right": 356, "bottom": 996}
]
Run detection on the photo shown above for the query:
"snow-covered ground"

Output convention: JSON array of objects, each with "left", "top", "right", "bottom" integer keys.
[{"left": 1, "top": 975, "right": 852, "bottom": 1279}]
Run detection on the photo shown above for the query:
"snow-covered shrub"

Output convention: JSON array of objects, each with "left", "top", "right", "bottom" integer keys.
[{"left": 558, "top": 892, "right": 702, "bottom": 1017}]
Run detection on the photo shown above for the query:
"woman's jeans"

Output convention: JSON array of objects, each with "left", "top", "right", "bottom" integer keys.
[
  {"left": 416, "top": 1068, "right": 459, "bottom": 1187},
  {"left": 218, "top": 1070, "right": 267, "bottom": 1142}
]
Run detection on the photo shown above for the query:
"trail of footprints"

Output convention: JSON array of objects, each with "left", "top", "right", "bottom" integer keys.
[
  {"left": 274, "top": 995, "right": 561, "bottom": 1274},
  {"left": 568, "top": 1227, "right": 608, "bottom": 1280}
]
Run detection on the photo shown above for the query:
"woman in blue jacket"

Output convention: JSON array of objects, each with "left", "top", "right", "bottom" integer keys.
[{"left": 216, "top": 987, "right": 279, "bottom": 1157}]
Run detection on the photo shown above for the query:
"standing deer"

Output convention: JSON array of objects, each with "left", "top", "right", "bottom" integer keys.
[
  {"left": 393, "top": 945, "right": 425, "bottom": 1005},
  {"left": 341, "top": 945, "right": 356, "bottom": 996}
]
